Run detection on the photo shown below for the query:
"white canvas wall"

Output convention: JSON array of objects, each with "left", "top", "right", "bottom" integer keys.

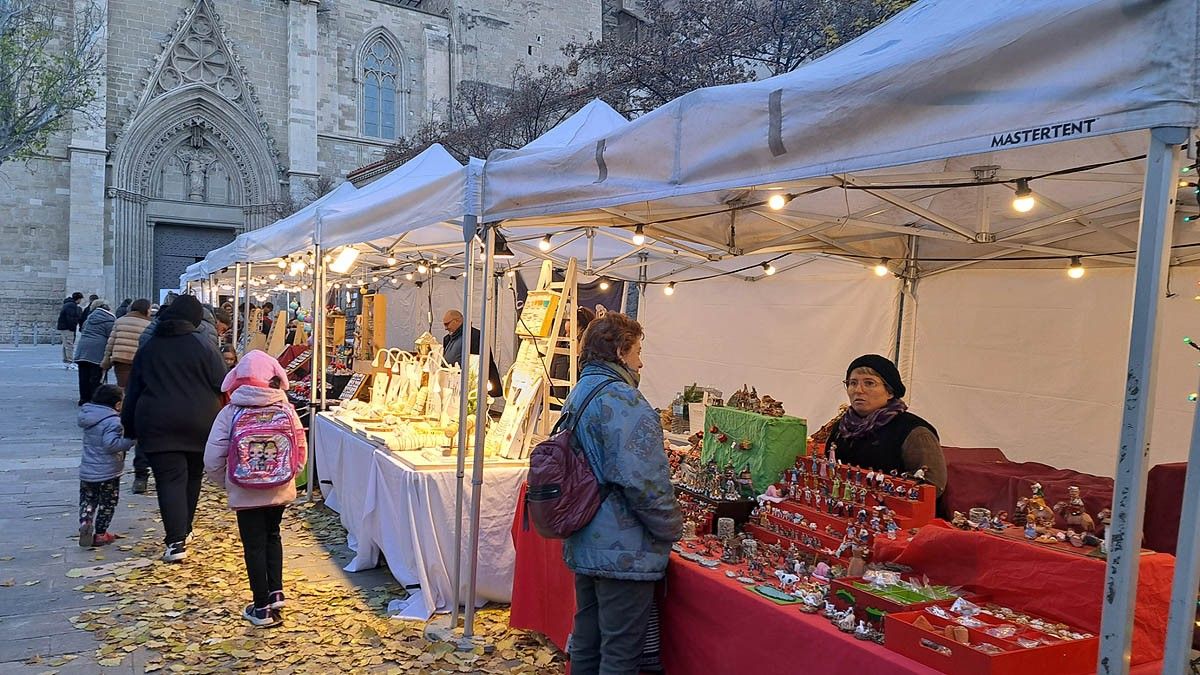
[
  {"left": 377, "top": 271, "right": 524, "bottom": 376},
  {"left": 635, "top": 260, "right": 1197, "bottom": 479},
  {"left": 908, "top": 267, "right": 1197, "bottom": 476},
  {"left": 636, "top": 259, "right": 900, "bottom": 431}
]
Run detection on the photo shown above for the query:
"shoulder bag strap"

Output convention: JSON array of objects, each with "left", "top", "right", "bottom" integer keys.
[{"left": 550, "top": 377, "right": 619, "bottom": 436}]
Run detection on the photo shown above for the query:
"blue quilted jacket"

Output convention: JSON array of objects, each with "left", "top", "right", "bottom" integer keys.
[{"left": 561, "top": 361, "right": 683, "bottom": 580}]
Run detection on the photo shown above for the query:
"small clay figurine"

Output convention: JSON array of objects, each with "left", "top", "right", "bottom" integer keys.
[{"left": 837, "top": 609, "right": 857, "bottom": 632}]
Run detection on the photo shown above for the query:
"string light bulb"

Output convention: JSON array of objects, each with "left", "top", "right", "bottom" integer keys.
[
  {"left": 1067, "top": 256, "right": 1085, "bottom": 279},
  {"left": 432, "top": 263, "right": 442, "bottom": 274},
  {"left": 632, "top": 225, "right": 646, "bottom": 246},
  {"left": 873, "top": 258, "right": 890, "bottom": 277},
  {"left": 277, "top": 259, "right": 287, "bottom": 269},
  {"left": 664, "top": 282, "right": 676, "bottom": 296},
  {"left": 767, "top": 193, "right": 791, "bottom": 210},
  {"left": 762, "top": 262, "right": 776, "bottom": 276},
  {"left": 391, "top": 277, "right": 401, "bottom": 286},
  {"left": 386, "top": 256, "right": 397, "bottom": 266},
  {"left": 268, "top": 274, "right": 277, "bottom": 280},
  {"left": 1012, "top": 178, "right": 1036, "bottom": 213},
  {"left": 372, "top": 275, "right": 380, "bottom": 283},
  {"left": 417, "top": 262, "right": 428, "bottom": 274},
  {"left": 599, "top": 277, "right": 610, "bottom": 290},
  {"left": 539, "top": 235, "right": 552, "bottom": 252},
  {"left": 506, "top": 268, "right": 516, "bottom": 278},
  {"left": 405, "top": 272, "right": 414, "bottom": 281}
]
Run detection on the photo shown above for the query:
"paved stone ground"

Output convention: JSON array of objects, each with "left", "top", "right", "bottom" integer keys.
[{"left": 0, "top": 346, "right": 397, "bottom": 673}]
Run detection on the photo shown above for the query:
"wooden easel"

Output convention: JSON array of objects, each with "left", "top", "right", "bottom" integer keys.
[{"left": 511, "top": 258, "right": 579, "bottom": 436}]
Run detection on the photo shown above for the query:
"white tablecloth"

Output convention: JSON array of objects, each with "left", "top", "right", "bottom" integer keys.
[{"left": 312, "top": 413, "right": 528, "bottom": 619}]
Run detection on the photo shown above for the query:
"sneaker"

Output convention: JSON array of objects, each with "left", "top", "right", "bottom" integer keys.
[
  {"left": 162, "top": 541, "right": 187, "bottom": 562},
  {"left": 267, "top": 590, "right": 285, "bottom": 609},
  {"left": 93, "top": 533, "right": 116, "bottom": 546},
  {"left": 243, "top": 604, "right": 280, "bottom": 628},
  {"left": 78, "top": 518, "right": 95, "bottom": 548},
  {"left": 132, "top": 476, "right": 148, "bottom": 494}
]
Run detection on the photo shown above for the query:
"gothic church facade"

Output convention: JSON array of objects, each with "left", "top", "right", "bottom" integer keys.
[{"left": 1, "top": 0, "right": 599, "bottom": 334}]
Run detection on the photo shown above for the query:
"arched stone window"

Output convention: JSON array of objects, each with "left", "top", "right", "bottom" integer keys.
[
  {"left": 361, "top": 33, "right": 402, "bottom": 140},
  {"left": 160, "top": 156, "right": 187, "bottom": 200},
  {"left": 206, "top": 160, "right": 232, "bottom": 204}
]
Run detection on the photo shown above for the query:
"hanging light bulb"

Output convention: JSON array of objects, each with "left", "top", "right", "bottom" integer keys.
[
  {"left": 767, "top": 193, "right": 792, "bottom": 210},
  {"left": 417, "top": 262, "right": 428, "bottom": 274},
  {"left": 632, "top": 225, "right": 646, "bottom": 246},
  {"left": 333, "top": 282, "right": 341, "bottom": 289},
  {"left": 1012, "top": 178, "right": 1036, "bottom": 213},
  {"left": 874, "top": 258, "right": 890, "bottom": 277},
  {"left": 539, "top": 235, "right": 552, "bottom": 251},
  {"left": 277, "top": 259, "right": 287, "bottom": 269},
  {"left": 599, "top": 277, "right": 611, "bottom": 290},
  {"left": 391, "top": 277, "right": 401, "bottom": 287},
  {"left": 386, "top": 256, "right": 397, "bottom": 266},
  {"left": 372, "top": 275, "right": 380, "bottom": 283},
  {"left": 1067, "top": 256, "right": 1085, "bottom": 279},
  {"left": 762, "top": 262, "right": 776, "bottom": 276},
  {"left": 405, "top": 271, "right": 414, "bottom": 281},
  {"left": 432, "top": 263, "right": 442, "bottom": 274},
  {"left": 664, "top": 282, "right": 676, "bottom": 296},
  {"left": 268, "top": 273, "right": 277, "bottom": 280}
]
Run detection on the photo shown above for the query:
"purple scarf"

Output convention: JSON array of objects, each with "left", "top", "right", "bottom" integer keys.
[{"left": 837, "top": 399, "right": 908, "bottom": 441}]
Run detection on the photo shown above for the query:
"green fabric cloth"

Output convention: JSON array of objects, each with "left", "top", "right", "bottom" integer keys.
[{"left": 701, "top": 407, "right": 807, "bottom": 493}]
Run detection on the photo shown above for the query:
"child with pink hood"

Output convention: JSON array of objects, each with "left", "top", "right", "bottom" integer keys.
[{"left": 204, "top": 350, "right": 307, "bottom": 627}]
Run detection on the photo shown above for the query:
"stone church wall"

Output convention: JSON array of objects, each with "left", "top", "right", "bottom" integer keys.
[{"left": 0, "top": 0, "right": 602, "bottom": 339}]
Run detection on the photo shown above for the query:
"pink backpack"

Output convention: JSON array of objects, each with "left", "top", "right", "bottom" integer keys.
[{"left": 227, "top": 404, "right": 303, "bottom": 489}]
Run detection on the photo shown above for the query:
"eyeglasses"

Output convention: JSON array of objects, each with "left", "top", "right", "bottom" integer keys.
[{"left": 843, "top": 378, "right": 884, "bottom": 391}]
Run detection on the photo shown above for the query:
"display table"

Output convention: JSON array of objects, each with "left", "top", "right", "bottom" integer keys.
[
  {"left": 511, "top": 495, "right": 1169, "bottom": 673},
  {"left": 314, "top": 413, "right": 528, "bottom": 619}
]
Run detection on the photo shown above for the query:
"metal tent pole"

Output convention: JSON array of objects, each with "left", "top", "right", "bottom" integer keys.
[
  {"left": 463, "top": 224, "right": 495, "bottom": 639},
  {"left": 450, "top": 218, "right": 477, "bottom": 633},
  {"left": 307, "top": 244, "right": 321, "bottom": 503},
  {"left": 244, "top": 262, "right": 254, "bottom": 339},
  {"left": 1162, "top": 372, "right": 1200, "bottom": 672},
  {"left": 232, "top": 263, "right": 241, "bottom": 349},
  {"left": 1097, "top": 126, "right": 1186, "bottom": 674}
]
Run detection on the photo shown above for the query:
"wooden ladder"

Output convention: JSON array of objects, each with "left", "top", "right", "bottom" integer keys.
[{"left": 512, "top": 258, "right": 579, "bottom": 437}]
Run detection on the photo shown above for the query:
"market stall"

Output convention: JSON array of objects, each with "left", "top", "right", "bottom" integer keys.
[{"left": 478, "top": 0, "right": 1200, "bottom": 668}]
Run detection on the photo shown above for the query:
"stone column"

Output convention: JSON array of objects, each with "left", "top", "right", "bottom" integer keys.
[
  {"left": 67, "top": 0, "right": 110, "bottom": 300},
  {"left": 286, "top": 0, "right": 320, "bottom": 206}
]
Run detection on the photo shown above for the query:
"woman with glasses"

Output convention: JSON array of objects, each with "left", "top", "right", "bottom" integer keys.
[{"left": 825, "top": 354, "right": 946, "bottom": 495}]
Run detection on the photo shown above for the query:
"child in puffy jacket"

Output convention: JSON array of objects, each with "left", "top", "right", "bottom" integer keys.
[
  {"left": 204, "top": 350, "right": 307, "bottom": 628},
  {"left": 78, "top": 385, "right": 135, "bottom": 547}
]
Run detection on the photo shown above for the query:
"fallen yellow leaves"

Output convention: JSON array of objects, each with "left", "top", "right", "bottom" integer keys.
[{"left": 68, "top": 486, "right": 566, "bottom": 674}]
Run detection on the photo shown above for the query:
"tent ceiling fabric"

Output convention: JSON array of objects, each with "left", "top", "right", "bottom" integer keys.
[{"left": 483, "top": 0, "right": 1199, "bottom": 276}]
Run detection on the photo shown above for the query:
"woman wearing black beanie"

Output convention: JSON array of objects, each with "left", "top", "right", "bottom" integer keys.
[
  {"left": 824, "top": 354, "right": 946, "bottom": 495},
  {"left": 122, "top": 294, "right": 227, "bottom": 562}
]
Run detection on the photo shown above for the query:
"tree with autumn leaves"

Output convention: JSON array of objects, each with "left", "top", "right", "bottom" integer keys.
[{"left": 389, "top": 0, "right": 913, "bottom": 164}]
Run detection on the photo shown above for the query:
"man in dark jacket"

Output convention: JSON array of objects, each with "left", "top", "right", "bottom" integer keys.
[
  {"left": 114, "top": 298, "right": 132, "bottom": 319},
  {"left": 122, "top": 295, "right": 227, "bottom": 562},
  {"left": 441, "top": 309, "right": 502, "bottom": 396},
  {"left": 80, "top": 294, "right": 100, "bottom": 325},
  {"left": 57, "top": 293, "right": 84, "bottom": 366}
]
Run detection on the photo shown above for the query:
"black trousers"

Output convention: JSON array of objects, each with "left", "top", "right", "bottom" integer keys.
[
  {"left": 77, "top": 362, "right": 103, "bottom": 406},
  {"left": 147, "top": 452, "right": 204, "bottom": 545},
  {"left": 132, "top": 444, "right": 150, "bottom": 479},
  {"left": 570, "top": 574, "right": 656, "bottom": 675},
  {"left": 236, "top": 506, "right": 285, "bottom": 608}
]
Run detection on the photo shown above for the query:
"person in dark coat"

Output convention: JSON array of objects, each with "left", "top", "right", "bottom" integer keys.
[
  {"left": 57, "top": 293, "right": 85, "bottom": 366},
  {"left": 74, "top": 300, "right": 116, "bottom": 406},
  {"left": 441, "top": 309, "right": 502, "bottom": 395},
  {"left": 114, "top": 298, "right": 132, "bottom": 319},
  {"left": 122, "top": 295, "right": 227, "bottom": 562},
  {"left": 80, "top": 294, "right": 100, "bottom": 325}
]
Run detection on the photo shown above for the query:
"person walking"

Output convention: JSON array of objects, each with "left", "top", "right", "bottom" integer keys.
[
  {"left": 101, "top": 298, "right": 153, "bottom": 493},
  {"left": 114, "top": 298, "right": 133, "bottom": 319},
  {"left": 204, "top": 350, "right": 307, "bottom": 627},
  {"left": 77, "top": 384, "right": 135, "bottom": 547},
  {"left": 122, "top": 295, "right": 226, "bottom": 562},
  {"left": 74, "top": 300, "right": 115, "bottom": 406},
  {"left": 560, "top": 312, "right": 682, "bottom": 675},
  {"left": 57, "top": 292, "right": 85, "bottom": 368}
]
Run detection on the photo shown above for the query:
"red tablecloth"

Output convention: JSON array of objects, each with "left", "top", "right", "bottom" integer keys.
[
  {"left": 940, "top": 458, "right": 1115, "bottom": 532},
  {"left": 510, "top": 484, "right": 575, "bottom": 650},
  {"left": 874, "top": 525, "right": 1175, "bottom": 665}
]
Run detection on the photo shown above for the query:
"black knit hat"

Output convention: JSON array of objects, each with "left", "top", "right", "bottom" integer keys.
[
  {"left": 846, "top": 354, "right": 905, "bottom": 399},
  {"left": 171, "top": 294, "right": 204, "bottom": 328}
]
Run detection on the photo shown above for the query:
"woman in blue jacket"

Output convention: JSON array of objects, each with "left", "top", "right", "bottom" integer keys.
[{"left": 561, "top": 312, "right": 682, "bottom": 675}]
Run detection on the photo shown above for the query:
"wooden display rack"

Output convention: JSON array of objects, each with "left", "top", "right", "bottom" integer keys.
[
  {"left": 266, "top": 310, "right": 288, "bottom": 357},
  {"left": 514, "top": 258, "right": 579, "bottom": 435},
  {"left": 355, "top": 293, "right": 387, "bottom": 365},
  {"left": 324, "top": 311, "right": 347, "bottom": 368}
]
